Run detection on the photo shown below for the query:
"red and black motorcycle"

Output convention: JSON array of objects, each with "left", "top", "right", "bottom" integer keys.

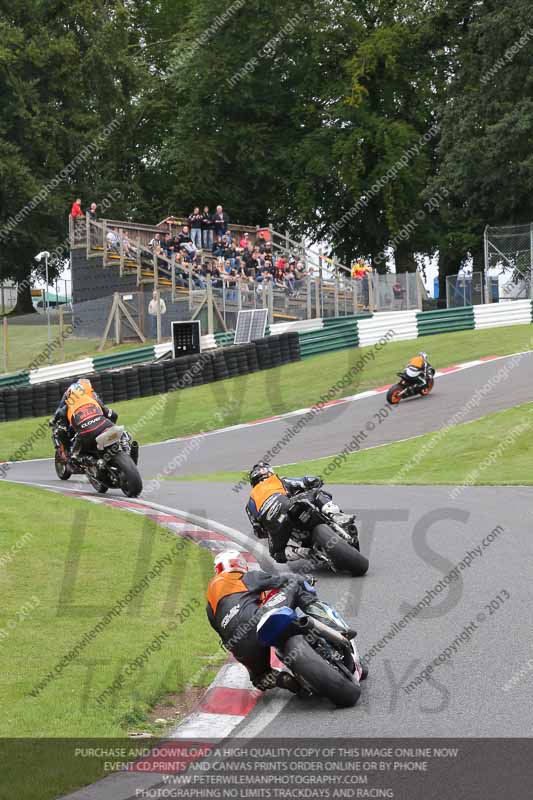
[{"left": 386, "top": 364, "right": 435, "bottom": 405}]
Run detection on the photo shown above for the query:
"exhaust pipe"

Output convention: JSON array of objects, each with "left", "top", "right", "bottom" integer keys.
[{"left": 296, "top": 615, "right": 351, "bottom": 652}]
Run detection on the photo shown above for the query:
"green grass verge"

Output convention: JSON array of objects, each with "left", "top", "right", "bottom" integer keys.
[
  {"left": 0, "top": 484, "right": 220, "bottom": 740},
  {"left": 176, "top": 403, "right": 533, "bottom": 486},
  {"left": 0, "top": 323, "right": 150, "bottom": 376},
  {"left": 1, "top": 323, "right": 532, "bottom": 463}
]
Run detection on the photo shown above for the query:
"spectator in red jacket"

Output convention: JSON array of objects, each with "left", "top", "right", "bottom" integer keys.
[{"left": 71, "top": 198, "right": 83, "bottom": 218}]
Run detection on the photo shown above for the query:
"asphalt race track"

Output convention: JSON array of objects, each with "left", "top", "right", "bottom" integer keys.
[{"left": 2, "top": 351, "right": 533, "bottom": 737}]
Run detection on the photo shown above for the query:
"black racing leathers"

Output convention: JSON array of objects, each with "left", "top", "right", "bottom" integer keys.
[{"left": 206, "top": 569, "right": 314, "bottom": 684}]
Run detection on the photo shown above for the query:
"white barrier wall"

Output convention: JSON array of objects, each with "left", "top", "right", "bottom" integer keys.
[
  {"left": 357, "top": 310, "right": 419, "bottom": 347},
  {"left": 473, "top": 299, "right": 532, "bottom": 330},
  {"left": 270, "top": 318, "right": 324, "bottom": 335},
  {"left": 29, "top": 357, "right": 95, "bottom": 385}
]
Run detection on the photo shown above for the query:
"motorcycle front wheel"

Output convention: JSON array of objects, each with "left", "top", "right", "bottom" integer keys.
[
  {"left": 312, "top": 524, "right": 369, "bottom": 576},
  {"left": 420, "top": 376, "right": 434, "bottom": 396},
  {"left": 282, "top": 635, "right": 361, "bottom": 708},
  {"left": 54, "top": 450, "right": 72, "bottom": 481}
]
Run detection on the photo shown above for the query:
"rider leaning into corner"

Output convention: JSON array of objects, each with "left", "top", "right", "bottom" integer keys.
[
  {"left": 206, "top": 549, "right": 318, "bottom": 693},
  {"left": 51, "top": 378, "right": 118, "bottom": 459},
  {"left": 404, "top": 351, "right": 433, "bottom": 388},
  {"left": 246, "top": 462, "right": 358, "bottom": 563}
]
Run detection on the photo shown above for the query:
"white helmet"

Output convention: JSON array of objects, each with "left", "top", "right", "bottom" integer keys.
[{"left": 214, "top": 550, "right": 248, "bottom": 575}]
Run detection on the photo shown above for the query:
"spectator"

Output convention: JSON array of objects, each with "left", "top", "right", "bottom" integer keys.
[
  {"left": 121, "top": 231, "right": 131, "bottom": 257},
  {"left": 256, "top": 231, "right": 267, "bottom": 252},
  {"left": 213, "top": 205, "right": 229, "bottom": 238},
  {"left": 188, "top": 206, "right": 203, "bottom": 249},
  {"left": 87, "top": 202, "right": 98, "bottom": 220},
  {"left": 239, "top": 232, "right": 250, "bottom": 248},
  {"left": 106, "top": 228, "right": 119, "bottom": 252},
  {"left": 177, "top": 225, "right": 196, "bottom": 261},
  {"left": 149, "top": 232, "right": 162, "bottom": 252},
  {"left": 70, "top": 198, "right": 83, "bottom": 218},
  {"left": 148, "top": 290, "right": 167, "bottom": 339},
  {"left": 294, "top": 260, "right": 305, "bottom": 292},
  {"left": 212, "top": 236, "right": 225, "bottom": 257},
  {"left": 163, "top": 232, "right": 174, "bottom": 258},
  {"left": 201, "top": 206, "right": 214, "bottom": 250},
  {"left": 284, "top": 266, "right": 296, "bottom": 296}
]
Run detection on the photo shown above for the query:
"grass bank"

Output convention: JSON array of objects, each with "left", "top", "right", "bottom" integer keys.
[
  {"left": 1, "top": 323, "right": 532, "bottom": 462},
  {"left": 177, "top": 403, "right": 533, "bottom": 487}
]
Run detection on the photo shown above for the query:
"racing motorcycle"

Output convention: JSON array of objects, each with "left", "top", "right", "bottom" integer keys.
[
  {"left": 262, "top": 492, "right": 369, "bottom": 577},
  {"left": 51, "top": 421, "right": 142, "bottom": 497},
  {"left": 386, "top": 363, "right": 435, "bottom": 405},
  {"left": 257, "top": 586, "right": 367, "bottom": 707}
]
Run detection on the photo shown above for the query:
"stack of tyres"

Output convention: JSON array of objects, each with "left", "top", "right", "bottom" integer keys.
[
  {"left": 151, "top": 364, "right": 166, "bottom": 395},
  {"left": 101, "top": 372, "right": 115, "bottom": 404},
  {"left": 213, "top": 350, "right": 230, "bottom": 381},
  {"left": 223, "top": 347, "right": 239, "bottom": 378},
  {"left": 90, "top": 374, "right": 104, "bottom": 397},
  {"left": 0, "top": 393, "right": 5, "bottom": 423},
  {"left": 230, "top": 345, "right": 252, "bottom": 376},
  {"left": 255, "top": 339, "right": 273, "bottom": 370},
  {"left": 243, "top": 343, "right": 260, "bottom": 373},
  {"left": 138, "top": 365, "right": 153, "bottom": 397},
  {"left": 163, "top": 361, "right": 179, "bottom": 392},
  {"left": 199, "top": 353, "right": 216, "bottom": 384},
  {"left": 31, "top": 385, "right": 48, "bottom": 419},
  {"left": 18, "top": 386, "right": 34, "bottom": 419},
  {"left": 125, "top": 368, "right": 141, "bottom": 400},
  {"left": 287, "top": 331, "right": 301, "bottom": 361},
  {"left": 278, "top": 335, "right": 292, "bottom": 365},
  {"left": 112, "top": 371, "right": 128, "bottom": 402},
  {"left": 44, "top": 381, "right": 59, "bottom": 415},
  {"left": 187, "top": 354, "right": 205, "bottom": 386},
  {"left": 267, "top": 335, "right": 283, "bottom": 368}
]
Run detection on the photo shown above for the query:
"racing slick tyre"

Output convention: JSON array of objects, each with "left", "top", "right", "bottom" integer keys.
[
  {"left": 282, "top": 635, "right": 361, "bottom": 708},
  {"left": 386, "top": 383, "right": 404, "bottom": 405},
  {"left": 55, "top": 450, "right": 72, "bottom": 481},
  {"left": 420, "top": 376, "right": 434, "bottom": 396},
  {"left": 113, "top": 452, "right": 143, "bottom": 498},
  {"left": 312, "top": 524, "right": 369, "bottom": 577}
]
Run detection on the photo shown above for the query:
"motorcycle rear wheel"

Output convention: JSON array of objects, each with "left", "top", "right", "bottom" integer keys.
[
  {"left": 113, "top": 452, "right": 143, "bottom": 498},
  {"left": 312, "top": 524, "right": 369, "bottom": 576},
  {"left": 386, "top": 383, "right": 404, "bottom": 405},
  {"left": 282, "top": 635, "right": 361, "bottom": 708}
]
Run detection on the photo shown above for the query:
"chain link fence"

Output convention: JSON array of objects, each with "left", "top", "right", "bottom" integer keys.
[{"left": 485, "top": 223, "right": 533, "bottom": 300}]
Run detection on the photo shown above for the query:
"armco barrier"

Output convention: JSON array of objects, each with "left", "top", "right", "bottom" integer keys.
[
  {"left": 92, "top": 346, "right": 156, "bottom": 371},
  {"left": 357, "top": 310, "right": 418, "bottom": 347},
  {"left": 0, "top": 371, "right": 30, "bottom": 389},
  {"left": 298, "top": 317, "right": 359, "bottom": 358},
  {"left": 473, "top": 299, "right": 533, "bottom": 330},
  {"left": 0, "top": 333, "right": 301, "bottom": 423},
  {"left": 28, "top": 357, "right": 95, "bottom": 385},
  {"left": 417, "top": 306, "right": 475, "bottom": 336}
]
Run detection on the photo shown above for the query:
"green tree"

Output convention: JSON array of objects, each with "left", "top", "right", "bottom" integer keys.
[
  {"left": 427, "top": 0, "right": 533, "bottom": 293},
  {"left": 0, "top": 0, "right": 146, "bottom": 312}
]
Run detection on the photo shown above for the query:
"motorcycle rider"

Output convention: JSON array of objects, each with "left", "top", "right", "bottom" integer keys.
[
  {"left": 206, "top": 549, "right": 317, "bottom": 693},
  {"left": 246, "top": 462, "right": 358, "bottom": 563},
  {"left": 51, "top": 378, "right": 117, "bottom": 459},
  {"left": 404, "top": 351, "right": 433, "bottom": 388}
]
